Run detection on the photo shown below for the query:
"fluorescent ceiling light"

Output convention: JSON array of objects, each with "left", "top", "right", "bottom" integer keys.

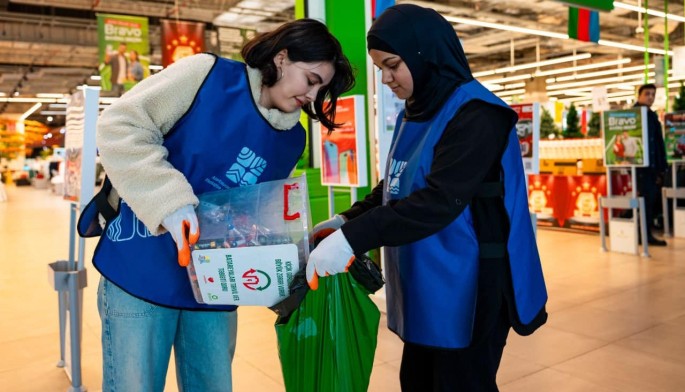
[
  {"left": 445, "top": 15, "right": 568, "bottom": 40},
  {"left": 479, "top": 59, "right": 633, "bottom": 84},
  {"left": 598, "top": 39, "right": 670, "bottom": 56},
  {"left": 0, "top": 97, "right": 65, "bottom": 103},
  {"left": 548, "top": 72, "right": 652, "bottom": 90},
  {"left": 91, "top": 75, "right": 101, "bottom": 81},
  {"left": 19, "top": 103, "right": 42, "bottom": 121},
  {"left": 480, "top": 74, "right": 533, "bottom": 84},
  {"left": 149, "top": 65, "right": 163, "bottom": 70},
  {"left": 614, "top": 2, "right": 685, "bottom": 23},
  {"left": 473, "top": 54, "right": 591, "bottom": 77},
  {"left": 36, "top": 93, "right": 66, "bottom": 98},
  {"left": 494, "top": 89, "right": 525, "bottom": 97},
  {"left": 40, "top": 111, "right": 67, "bottom": 115},
  {"left": 547, "top": 64, "right": 654, "bottom": 83},
  {"left": 444, "top": 15, "right": 673, "bottom": 56}
]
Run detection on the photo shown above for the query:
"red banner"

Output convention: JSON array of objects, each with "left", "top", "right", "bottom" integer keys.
[
  {"left": 529, "top": 174, "right": 612, "bottom": 233},
  {"left": 161, "top": 19, "right": 205, "bottom": 67}
]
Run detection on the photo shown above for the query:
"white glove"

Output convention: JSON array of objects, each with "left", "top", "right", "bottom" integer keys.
[
  {"left": 311, "top": 214, "right": 346, "bottom": 246},
  {"left": 161, "top": 205, "right": 200, "bottom": 267},
  {"left": 306, "top": 229, "right": 355, "bottom": 290}
]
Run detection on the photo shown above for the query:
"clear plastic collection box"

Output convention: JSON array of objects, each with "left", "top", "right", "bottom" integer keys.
[{"left": 186, "top": 175, "right": 311, "bottom": 306}]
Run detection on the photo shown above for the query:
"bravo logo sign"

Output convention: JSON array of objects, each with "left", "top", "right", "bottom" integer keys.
[{"left": 242, "top": 268, "right": 271, "bottom": 291}]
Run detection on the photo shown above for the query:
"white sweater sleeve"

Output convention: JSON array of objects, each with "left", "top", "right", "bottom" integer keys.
[{"left": 96, "top": 53, "right": 215, "bottom": 235}]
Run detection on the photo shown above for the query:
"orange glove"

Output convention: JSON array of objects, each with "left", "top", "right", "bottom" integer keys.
[{"left": 161, "top": 205, "right": 200, "bottom": 267}]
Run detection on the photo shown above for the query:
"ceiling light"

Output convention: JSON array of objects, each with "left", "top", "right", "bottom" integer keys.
[
  {"left": 90, "top": 75, "right": 101, "bottom": 81},
  {"left": 614, "top": 2, "right": 685, "bottom": 23},
  {"left": 40, "top": 111, "right": 67, "bottom": 115},
  {"left": 547, "top": 64, "right": 654, "bottom": 83},
  {"left": 494, "top": 89, "right": 525, "bottom": 97},
  {"left": 473, "top": 54, "right": 591, "bottom": 77},
  {"left": 533, "top": 58, "right": 632, "bottom": 77},
  {"left": 444, "top": 15, "right": 673, "bottom": 56},
  {"left": 19, "top": 103, "right": 42, "bottom": 121},
  {"left": 36, "top": 93, "right": 66, "bottom": 98},
  {"left": 597, "top": 39, "right": 670, "bottom": 55},
  {"left": 149, "top": 65, "right": 163, "bottom": 70},
  {"left": 547, "top": 72, "right": 653, "bottom": 91},
  {"left": 47, "top": 116, "right": 53, "bottom": 122}
]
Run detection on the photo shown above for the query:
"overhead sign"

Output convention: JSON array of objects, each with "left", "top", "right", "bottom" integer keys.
[{"left": 556, "top": 1, "right": 614, "bottom": 11}]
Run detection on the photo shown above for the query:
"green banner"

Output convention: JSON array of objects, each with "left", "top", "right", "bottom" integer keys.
[
  {"left": 557, "top": 0, "right": 613, "bottom": 11},
  {"left": 97, "top": 14, "right": 150, "bottom": 96}
]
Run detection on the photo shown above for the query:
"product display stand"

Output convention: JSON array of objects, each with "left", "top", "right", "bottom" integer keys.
[
  {"left": 662, "top": 161, "right": 685, "bottom": 238},
  {"left": 599, "top": 166, "right": 649, "bottom": 257},
  {"left": 46, "top": 86, "right": 98, "bottom": 392},
  {"left": 48, "top": 203, "right": 88, "bottom": 392}
]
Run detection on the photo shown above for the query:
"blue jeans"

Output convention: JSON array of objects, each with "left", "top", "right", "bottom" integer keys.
[{"left": 98, "top": 277, "right": 237, "bottom": 392}]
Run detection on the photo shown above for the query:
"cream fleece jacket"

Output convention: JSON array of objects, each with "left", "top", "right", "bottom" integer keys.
[{"left": 96, "top": 53, "right": 302, "bottom": 235}]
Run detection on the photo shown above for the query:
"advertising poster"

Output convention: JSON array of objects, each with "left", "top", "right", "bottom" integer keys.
[
  {"left": 63, "top": 91, "right": 84, "bottom": 202},
  {"left": 320, "top": 95, "right": 368, "bottom": 187},
  {"left": 510, "top": 103, "right": 540, "bottom": 174},
  {"left": 97, "top": 14, "right": 150, "bottom": 96},
  {"left": 602, "top": 107, "right": 649, "bottom": 167},
  {"left": 63, "top": 88, "right": 99, "bottom": 203},
  {"left": 528, "top": 174, "right": 607, "bottom": 233},
  {"left": 664, "top": 111, "right": 685, "bottom": 162},
  {"left": 161, "top": 19, "right": 205, "bottom": 67}
]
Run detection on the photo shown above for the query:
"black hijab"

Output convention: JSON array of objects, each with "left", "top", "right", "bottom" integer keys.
[{"left": 367, "top": 4, "right": 473, "bottom": 121}]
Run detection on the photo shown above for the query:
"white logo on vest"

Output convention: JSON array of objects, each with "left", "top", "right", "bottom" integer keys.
[
  {"left": 225, "top": 147, "right": 267, "bottom": 186},
  {"left": 388, "top": 159, "right": 407, "bottom": 195},
  {"left": 106, "top": 200, "right": 153, "bottom": 242}
]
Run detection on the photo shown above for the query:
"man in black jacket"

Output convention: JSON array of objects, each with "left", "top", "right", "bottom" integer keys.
[{"left": 634, "top": 83, "right": 668, "bottom": 246}]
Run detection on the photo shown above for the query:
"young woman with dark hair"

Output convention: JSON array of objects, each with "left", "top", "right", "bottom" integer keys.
[{"left": 89, "top": 18, "right": 354, "bottom": 392}]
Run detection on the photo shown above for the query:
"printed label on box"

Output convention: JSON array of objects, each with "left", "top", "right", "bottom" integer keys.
[{"left": 190, "top": 244, "right": 299, "bottom": 306}]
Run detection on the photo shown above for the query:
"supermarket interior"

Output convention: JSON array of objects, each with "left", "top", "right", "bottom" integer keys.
[{"left": 1, "top": 0, "right": 685, "bottom": 391}]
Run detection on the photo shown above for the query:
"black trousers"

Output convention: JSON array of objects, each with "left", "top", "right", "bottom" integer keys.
[
  {"left": 636, "top": 168, "right": 661, "bottom": 235},
  {"left": 399, "top": 308, "right": 510, "bottom": 392}
]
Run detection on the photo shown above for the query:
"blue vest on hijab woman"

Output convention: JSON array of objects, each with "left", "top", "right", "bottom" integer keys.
[
  {"left": 383, "top": 79, "right": 547, "bottom": 348},
  {"left": 90, "top": 56, "right": 305, "bottom": 310}
]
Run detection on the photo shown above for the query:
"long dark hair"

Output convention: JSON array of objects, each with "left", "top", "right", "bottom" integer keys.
[{"left": 241, "top": 19, "right": 355, "bottom": 130}]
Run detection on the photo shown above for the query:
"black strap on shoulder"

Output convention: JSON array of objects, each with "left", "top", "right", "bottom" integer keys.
[
  {"left": 474, "top": 181, "right": 504, "bottom": 198},
  {"left": 94, "top": 176, "right": 117, "bottom": 222}
]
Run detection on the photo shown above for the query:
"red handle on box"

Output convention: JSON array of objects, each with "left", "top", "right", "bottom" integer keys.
[{"left": 283, "top": 183, "right": 301, "bottom": 221}]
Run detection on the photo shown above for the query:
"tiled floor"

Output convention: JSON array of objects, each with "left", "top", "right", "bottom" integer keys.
[{"left": 1, "top": 184, "right": 684, "bottom": 392}]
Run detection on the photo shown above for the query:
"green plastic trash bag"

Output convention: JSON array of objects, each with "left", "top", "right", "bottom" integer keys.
[{"left": 275, "top": 265, "right": 381, "bottom": 392}]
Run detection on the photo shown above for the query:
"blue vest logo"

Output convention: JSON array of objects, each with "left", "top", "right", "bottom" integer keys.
[
  {"left": 105, "top": 201, "right": 152, "bottom": 242},
  {"left": 225, "top": 147, "right": 267, "bottom": 186},
  {"left": 387, "top": 158, "right": 407, "bottom": 194}
]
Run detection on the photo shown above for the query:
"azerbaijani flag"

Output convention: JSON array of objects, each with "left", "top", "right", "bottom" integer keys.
[{"left": 568, "top": 7, "right": 600, "bottom": 43}]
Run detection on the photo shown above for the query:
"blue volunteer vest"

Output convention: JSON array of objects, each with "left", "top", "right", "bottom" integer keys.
[
  {"left": 383, "top": 80, "right": 547, "bottom": 348},
  {"left": 91, "top": 57, "right": 305, "bottom": 310}
]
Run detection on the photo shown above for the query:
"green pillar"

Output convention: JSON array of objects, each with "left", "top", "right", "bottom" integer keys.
[
  {"left": 295, "top": 0, "right": 373, "bottom": 225},
  {"left": 644, "top": 0, "right": 650, "bottom": 84},
  {"left": 664, "top": 1, "right": 669, "bottom": 112}
]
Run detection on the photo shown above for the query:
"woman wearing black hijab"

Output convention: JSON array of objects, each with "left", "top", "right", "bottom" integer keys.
[{"left": 306, "top": 4, "right": 548, "bottom": 390}]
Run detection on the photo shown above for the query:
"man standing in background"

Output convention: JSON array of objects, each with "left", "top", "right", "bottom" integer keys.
[{"left": 634, "top": 83, "right": 668, "bottom": 246}]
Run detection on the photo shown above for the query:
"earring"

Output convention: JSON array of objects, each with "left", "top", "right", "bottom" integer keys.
[{"left": 277, "top": 68, "right": 284, "bottom": 81}]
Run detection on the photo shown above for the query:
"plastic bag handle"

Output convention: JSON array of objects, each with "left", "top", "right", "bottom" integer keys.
[{"left": 283, "top": 183, "right": 301, "bottom": 221}]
